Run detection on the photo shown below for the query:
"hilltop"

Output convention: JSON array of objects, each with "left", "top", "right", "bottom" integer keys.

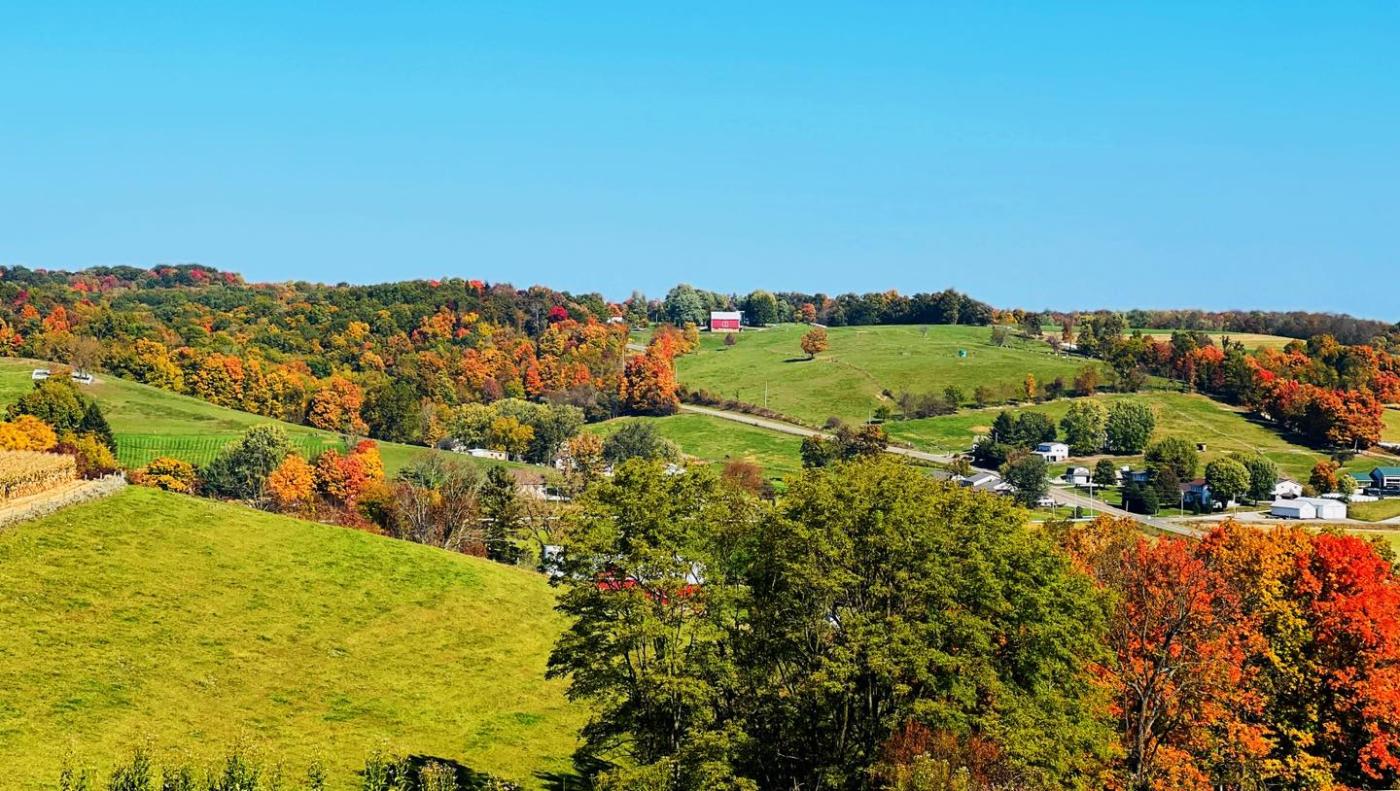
[
  {"left": 675, "top": 323, "right": 1097, "bottom": 425},
  {"left": 0, "top": 486, "right": 581, "bottom": 788}
]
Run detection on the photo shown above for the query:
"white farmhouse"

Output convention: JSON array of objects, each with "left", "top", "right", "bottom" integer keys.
[
  {"left": 1033, "top": 442, "right": 1070, "bottom": 463},
  {"left": 1271, "top": 478, "right": 1304, "bottom": 499}
]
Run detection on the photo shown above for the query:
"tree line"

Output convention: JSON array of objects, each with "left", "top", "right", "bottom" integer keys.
[{"left": 547, "top": 456, "right": 1400, "bottom": 790}]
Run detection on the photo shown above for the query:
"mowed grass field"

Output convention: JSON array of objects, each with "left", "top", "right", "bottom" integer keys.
[
  {"left": 675, "top": 324, "right": 1099, "bottom": 424},
  {"left": 1385, "top": 406, "right": 1400, "bottom": 442},
  {"left": 0, "top": 487, "right": 581, "bottom": 789},
  {"left": 1349, "top": 499, "right": 1400, "bottom": 523},
  {"left": 0, "top": 360, "right": 449, "bottom": 474},
  {"left": 885, "top": 390, "right": 1380, "bottom": 482},
  {"left": 586, "top": 412, "right": 804, "bottom": 480}
]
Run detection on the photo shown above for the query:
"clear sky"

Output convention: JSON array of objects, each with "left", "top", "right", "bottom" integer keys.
[{"left": 2, "top": 2, "right": 1397, "bottom": 318}]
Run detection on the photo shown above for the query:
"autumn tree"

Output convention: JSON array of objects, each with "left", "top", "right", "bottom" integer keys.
[
  {"left": 800, "top": 326, "right": 829, "bottom": 359},
  {"left": 266, "top": 454, "right": 317, "bottom": 514},
  {"left": 620, "top": 352, "right": 680, "bottom": 416},
  {"left": 306, "top": 376, "right": 369, "bottom": 435},
  {"left": 1060, "top": 519, "right": 1252, "bottom": 790},
  {"left": 1308, "top": 459, "right": 1340, "bottom": 494}
]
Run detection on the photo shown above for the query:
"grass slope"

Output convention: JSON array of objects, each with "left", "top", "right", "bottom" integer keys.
[
  {"left": 1384, "top": 406, "right": 1400, "bottom": 442},
  {"left": 0, "top": 487, "right": 581, "bottom": 788},
  {"left": 675, "top": 324, "right": 1097, "bottom": 424},
  {"left": 0, "top": 360, "right": 451, "bottom": 474},
  {"left": 587, "top": 413, "right": 805, "bottom": 480},
  {"left": 885, "top": 390, "right": 1377, "bottom": 482}
]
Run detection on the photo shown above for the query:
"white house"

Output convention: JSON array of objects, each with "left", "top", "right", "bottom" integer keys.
[
  {"left": 1271, "top": 500, "right": 1316, "bottom": 519},
  {"left": 1271, "top": 478, "right": 1304, "bottom": 499},
  {"left": 466, "top": 447, "right": 508, "bottom": 461},
  {"left": 1064, "top": 466, "right": 1091, "bottom": 486},
  {"left": 1033, "top": 442, "right": 1070, "bottom": 463}
]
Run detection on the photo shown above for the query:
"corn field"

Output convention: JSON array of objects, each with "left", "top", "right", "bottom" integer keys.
[{"left": 0, "top": 451, "right": 77, "bottom": 501}]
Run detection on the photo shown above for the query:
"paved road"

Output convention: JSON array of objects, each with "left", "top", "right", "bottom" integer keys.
[{"left": 680, "top": 404, "right": 1200, "bottom": 535}]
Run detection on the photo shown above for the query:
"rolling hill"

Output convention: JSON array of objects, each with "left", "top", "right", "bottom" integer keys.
[
  {"left": 0, "top": 360, "right": 456, "bottom": 475},
  {"left": 884, "top": 390, "right": 1382, "bottom": 482},
  {"left": 586, "top": 412, "right": 805, "bottom": 480},
  {"left": 674, "top": 324, "right": 1098, "bottom": 425},
  {"left": 0, "top": 486, "right": 581, "bottom": 788}
]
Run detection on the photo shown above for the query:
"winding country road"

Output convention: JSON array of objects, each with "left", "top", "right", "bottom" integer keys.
[{"left": 680, "top": 403, "right": 1202, "bottom": 537}]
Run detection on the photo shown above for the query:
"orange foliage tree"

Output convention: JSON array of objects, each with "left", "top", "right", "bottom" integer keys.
[
  {"left": 307, "top": 376, "right": 369, "bottom": 434},
  {"left": 266, "top": 453, "right": 317, "bottom": 514},
  {"left": 619, "top": 351, "right": 679, "bottom": 416}
]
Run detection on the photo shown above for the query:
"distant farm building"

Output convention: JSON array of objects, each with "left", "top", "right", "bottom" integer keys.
[
  {"left": 1270, "top": 497, "right": 1347, "bottom": 520},
  {"left": 1033, "top": 442, "right": 1070, "bottom": 463},
  {"left": 709, "top": 311, "right": 742, "bottom": 333},
  {"left": 1370, "top": 467, "right": 1400, "bottom": 494},
  {"left": 1271, "top": 478, "right": 1304, "bottom": 499}
]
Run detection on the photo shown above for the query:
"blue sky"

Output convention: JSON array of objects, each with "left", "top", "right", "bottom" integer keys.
[{"left": 2, "top": 2, "right": 1397, "bottom": 318}]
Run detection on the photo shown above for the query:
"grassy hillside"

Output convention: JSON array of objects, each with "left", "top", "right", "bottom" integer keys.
[
  {"left": 0, "top": 360, "right": 448, "bottom": 474},
  {"left": 0, "top": 487, "right": 581, "bottom": 788},
  {"left": 586, "top": 412, "right": 805, "bottom": 480},
  {"left": 1385, "top": 406, "right": 1400, "bottom": 442},
  {"left": 885, "top": 390, "right": 1378, "bottom": 482},
  {"left": 675, "top": 324, "right": 1097, "bottom": 424}
]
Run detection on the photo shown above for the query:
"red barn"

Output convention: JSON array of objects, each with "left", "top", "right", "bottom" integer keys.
[{"left": 709, "top": 310, "right": 742, "bottom": 333}]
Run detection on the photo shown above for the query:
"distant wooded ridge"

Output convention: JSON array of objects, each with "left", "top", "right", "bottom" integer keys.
[{"left": 3, "top": 264, "right": 1395, "bottom": 344}]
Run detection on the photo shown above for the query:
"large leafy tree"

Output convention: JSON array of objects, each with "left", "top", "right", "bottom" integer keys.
[
  {"left": 548, "top": 462, "right": 759, "bottom": 790},
  {"left": 743, "top": 459, "right": 1110, "bottom": 789},
  {"left": 1061, "top": 400, "right": 1108, "bottom": 455},
  {"left": 1203, "top": 458, "right": 1250, "bottom": 508},
  {"left": 1144, "top": 437, "right": 1199, "bottom": 481},
  {"left": 1105, "top": 401, "right": 1155, "bottom": 453}
]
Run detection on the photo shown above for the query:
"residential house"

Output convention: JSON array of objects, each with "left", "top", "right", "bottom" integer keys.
[
  {"left": 1063, "top": 466, "right": 1091, "bottom": 486},
  {"left": 1182, "top": 478, "right": 1236, "bottom": 510},
  {"left": 709, "top": 311, "right": 742, "bottom": 333},
  {"left": 1033, "top": 442, "right": 1070, "bottom": 463},
  {"left": 1121, "top": 468, "right": 1152, "bottom": 485},
  {"left": 1271, "top": 478, "right": 1304, "bottom": 499},
  {"left": 466, "top": 447, "right": 508, "bottom": 461}
]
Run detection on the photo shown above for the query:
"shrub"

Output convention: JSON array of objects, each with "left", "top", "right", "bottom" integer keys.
[
  {"left": 134, "top": 456, "right": 197, "bottom": 493},
  {"left": 0, "top": 415, "right": 58, "bottom": 451},
  {"left": 200, "top": 426, "right": 293, "bottom": 501},
  {"left": 57, "top": 432, "right": 120, "bottom": 478}
]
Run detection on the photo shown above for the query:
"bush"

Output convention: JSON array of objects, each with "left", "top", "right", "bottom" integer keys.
[
  {"left": 134, "top": 456, "right": 198, "bottom": 493},
  {"left": 200, "top": 425, "right": 293, "bottom": 501},
  {"left": 57, "top": 432, "right": 120, "bottom": 478}
]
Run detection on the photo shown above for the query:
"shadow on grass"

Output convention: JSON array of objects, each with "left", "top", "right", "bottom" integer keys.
[
  {"left": 536, "top": 754, "right": 604, "bottom": 790},
  {"left": 397, "top": 755, "right": 510, "bottom": 789},
  {"left": 783, "top": 357, "right": 814, "bottom": 363}
]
